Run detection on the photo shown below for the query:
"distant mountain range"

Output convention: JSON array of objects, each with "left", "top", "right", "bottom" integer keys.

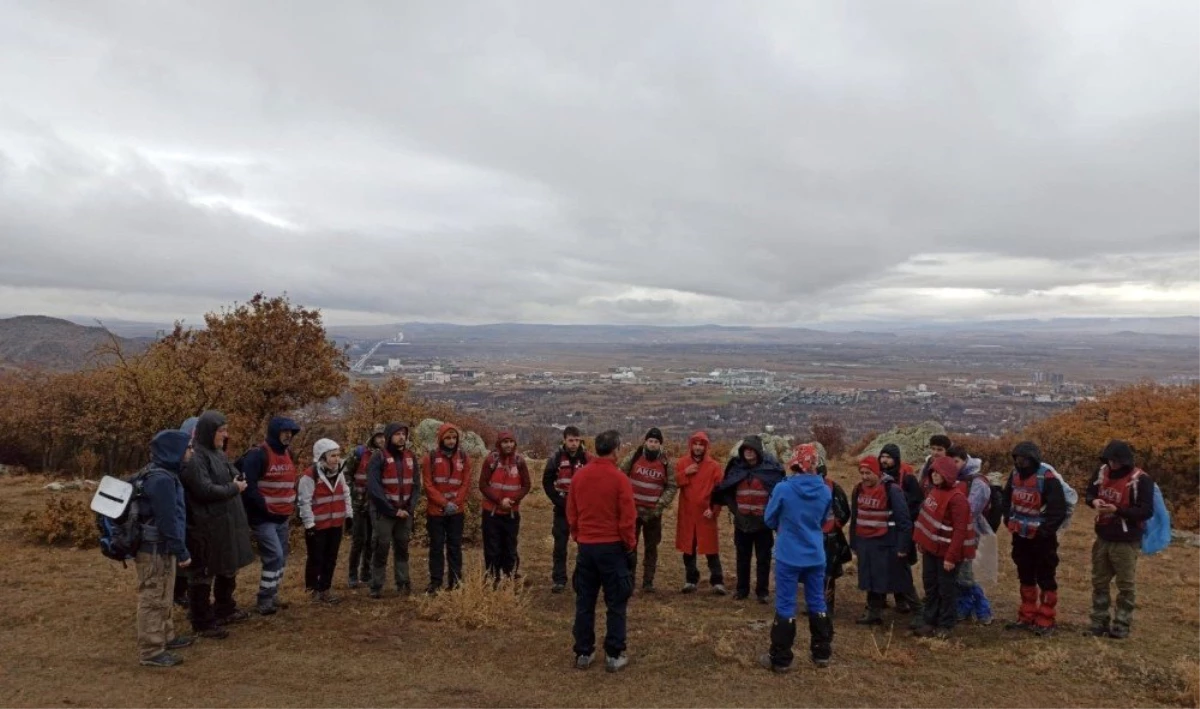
[{"left": 0, "top": 316, "right": 147, "bottom": 370}]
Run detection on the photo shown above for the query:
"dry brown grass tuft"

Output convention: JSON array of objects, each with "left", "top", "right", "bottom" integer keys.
[
  {"left": 21, "top": 493, "right": 98, "bottom": 547},
  {"left": 1174, "top": 657, "right": 1200, "bottom": 708},
  {"left": 415, "top": 562, "right": 531, "bottom": 630}
]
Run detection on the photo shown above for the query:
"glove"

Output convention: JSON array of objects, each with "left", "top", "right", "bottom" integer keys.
[{"left": 444, "top": 502, "right": 459, "bottom": 515}]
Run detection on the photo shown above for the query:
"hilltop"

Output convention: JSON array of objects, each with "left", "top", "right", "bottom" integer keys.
[{"left": 0, "top": 316, "right": 146, "bottom": 370}]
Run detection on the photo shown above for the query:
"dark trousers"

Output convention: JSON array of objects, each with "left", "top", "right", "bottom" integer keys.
[
  {"left": 633, "top": 516, "right": 663, "bottom": 587},
  {"left": 552, "top": 507, "right": 570, "bottom": 585},
  {"left": 348, "top": 504, "right": 373, "bottom": 582},
  {"left": 370, "top": 510, "right": 412, "bottom": 591},
  {"left": 734, "top": 527, "right": 774, "bottom": 597},
  {"left": 921, "top": 552, "right": 960, "bottom": 630},
  {"left": 482, "top": 511, "right": 521, "bottom": 580},
  {"left": 572, "top": 543, "right": 633, "bottom": 659},
  {"left": 683, "top": 540, "right": 724, "bottom": 585},
  {"left": 1012, "top": 534, "right": 1059, "bottom": 591},
  {"left": 173, "top": 568, "right": 190, "bottom": 607},
  {"left": 187, "top": 572, "right": 238, "bottom": 631},
  {"left": 427, "top": 514, "right": 465, "bottom": 590},
  {"left": 304, "top": 527, "right": 343, "bottom": 593}
]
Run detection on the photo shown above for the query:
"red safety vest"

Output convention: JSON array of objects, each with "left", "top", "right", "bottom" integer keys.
[
  {"left": 258, "top": 444, "right": 297, "bottom": 516},
  {"left": 482, "top": 453, "right": 524, "bottom": 514},
  {"left": 915, "top": 486, "right": 975, "bottom": 560},
  {"left": 554, "top": 452, "right": 585, "bottom": 496},
  {"left": 854, "top": 483, "right": 892, "bottom": 539},
  {"left": 629, "top": 455, "right": 668, "bottom": 510},
  {"left": 305, "top": 465, "right": 348, "bottom": 531},
  {"left": 382, "top": 452, "right": 416, "bottom": 509},
  {"left": 1096, "top": 466, "right": 1147, "bottom": 531},
  {"left": 353, "top": 446, "right": 372, "bottom": 495},
  {"left": 735, "top": 476, "right": 769, "bottom": 517},
  {"left": 1006, "top": 469, "right": 1057, "bottom": 539},
  {"left": 427, "top": 449, "right": 468, "bottom": 505}
]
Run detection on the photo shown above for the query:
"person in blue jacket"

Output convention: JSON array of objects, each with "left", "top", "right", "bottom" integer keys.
[
  {"left": 758, "top": 458, "right": 834, "bottom": 672},
  {"left": 136, "top": 429, "right": 194, "bottom": 668}
]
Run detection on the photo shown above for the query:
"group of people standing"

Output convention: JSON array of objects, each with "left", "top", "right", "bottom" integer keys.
[{"left": 124, "top": 413, "right": 1159, "bottom": 674}]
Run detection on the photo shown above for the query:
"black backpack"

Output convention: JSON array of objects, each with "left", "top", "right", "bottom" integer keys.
[
  {"left": 984, "top": 483, "right": 1004, "bottom": 533},
  {"left": 96, "top": 468, "right": 156, "bottom": 565}
]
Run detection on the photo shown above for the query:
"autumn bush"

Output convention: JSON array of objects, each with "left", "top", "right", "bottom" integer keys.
[
  {"left": 23, "top": 494, "right": 99, "bottom": 548},
  {"left": 414, "top": 560, "right": 531, "bottom": 629},
  {"left": 809, "top": 415, "right": 847, "bottom": 458}
]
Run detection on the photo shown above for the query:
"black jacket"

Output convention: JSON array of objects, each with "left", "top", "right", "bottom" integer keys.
[
  {"left": 1001, "top": 441, "right": 1068, "bottom": 538},
  {"left": 542, "top": 446, "right": 589, "bottom": 512},
  {"left": 367, "top": 422, "right": 421, "bottom": 518},
  {"left": 712, "top": 436, "right": 785, "bottom": 533},
  {"left": 179, "top": 411, "right": 254, "bottom": 576},
  {"left": 1086, "top": 441, "right": 1155, "bottom": 543}
]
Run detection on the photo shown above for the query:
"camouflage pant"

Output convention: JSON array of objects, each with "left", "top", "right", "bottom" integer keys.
[{"left": 1090, "top": 539, "right": 1139, "bottom": 632}]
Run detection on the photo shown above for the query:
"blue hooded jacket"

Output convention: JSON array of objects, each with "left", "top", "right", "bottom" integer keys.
[
  {"left": 142, "top": 429, "right": 191, "bottom": 561},
  {"left": 765, "top": 473, "right": 832, "bottom": 569},
  {"left": 240, "top": 416, "right": 301, "bottom": 525}
]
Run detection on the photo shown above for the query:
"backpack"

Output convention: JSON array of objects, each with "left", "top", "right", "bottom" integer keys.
[
  {"left": 233, "top": 444, "right": 263, "bottom": 479},
  {"left": 1128, "top": 470, "right": 1171, "bottom": 556},
  {"left": 964, "top": 472, "right": 1004, "bottom": 533},
  {"left": 92, "top": 468, "right": 156, "bottom": 566}
]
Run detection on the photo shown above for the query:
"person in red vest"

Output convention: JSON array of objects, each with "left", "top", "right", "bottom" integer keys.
[
  {"left": 344, "top": 424, "right": 385, "bottom": 589},
  {"left": 568, "top": 430, "right": 637, "bottom": 673},
  {"left": 674, "top": 431, "right": 725, "bottom": 594},
  {"left": 619, "top": 427, "right": 678, "bottom": 594},
  {"left": 912, "top": 456, "right": 974, "bottom": 638},
  {"left": 366, "top": 422, "right": 422, "bottom": 598},
  {"left": 422, "top": 423, "right": 473, "bottom": 595},
  {"left": 542, "top": 426, "right": 589, "bottom": 593},
  {"left": 1001, "top": 441, "right": 1068, "bottom": 636},
  {"left": 1086, "top": 440, "right": 1155, "bottom": 639},
  {"left": 850, "top": 456, "right": 915, "bottom": 626},
  {"left": 712, "top": 436, "right": 784, "bottom": 603},
  {"left": 877, "top": 443, "right": 924, "bottom": 621},
  {"left": 298, "top": 438, "right": 352, "bottom": 604},
  {"left": 480, "top": 431, "right": 532, "bottom": 583},
  {"left": 239, "top": 415, "right": 301, "bottom": 616}
]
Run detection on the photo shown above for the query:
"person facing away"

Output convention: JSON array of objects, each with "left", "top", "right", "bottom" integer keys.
[
  {"left": 912, "top": 456, "right": 974, "bottom": 639},
  {"left": 179, "top": 410, "right": 253, "bottom": 638},
  {"left": 850, "top": 455, "right": 916, "bottom": 627},
  {"left": 422, "top": 423, "right": 472, "bottom": 595},
  {"left": 789, "top": 444, "right": 851, "bottom": 616},
  {"left": 366, "top": 422, "right": 421, "bottom": 598},
  {"left": 712, "top": 435, "right": 785, "bottom": 603},
  {"left": 239, "top": 415, "right": 302, "bottom": 616},
  {"left": 298, "top": 438, "right": 352, "bottom": 604},
  {"left": 674, "top": 431, "right": 726, "bottom": 594},
  {"left": 567, "top": 429, "right": 637, "bottom": 674},
  {"left": 1001, "top": 440, "right": 1067, "bottom": 636},
  {"left": 618, "top": 427, "right": 678, "bottom": 594},
  {"left": 1085, "top": 439, "right": 1155, "bottom": 639},
  {"left": 759, "top": 449, "right": 834, "bottom": 672},
  {"left": 344, "top": 424, "right": 385, "bottom": 588},
  {"left": 135, "top": 429, "right": 194, "bottom": 668},
  {"left": 480, "top": 431, "right": 532, "bottom": 583},
  {"left": 543, "top": 426, "right": 589, "bottom": 593}
]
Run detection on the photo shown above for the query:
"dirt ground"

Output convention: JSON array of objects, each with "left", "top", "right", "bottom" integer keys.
[{"left": 2, "top": 464, "right": 1197, "bottom": 708}]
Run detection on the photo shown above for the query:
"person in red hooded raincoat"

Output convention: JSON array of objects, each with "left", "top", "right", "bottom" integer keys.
[{"left": 674, "top": 432, "right": 726, "bottom": 594}]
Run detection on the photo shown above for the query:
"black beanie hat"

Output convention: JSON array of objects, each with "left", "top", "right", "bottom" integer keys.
[{"left": 644, "top": 427, "right": 664, "bottom": 443}]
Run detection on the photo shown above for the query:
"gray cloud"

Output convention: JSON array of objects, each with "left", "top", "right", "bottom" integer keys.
[{"left": 0, "top": 0, "right": 1196, "bottom": 326}]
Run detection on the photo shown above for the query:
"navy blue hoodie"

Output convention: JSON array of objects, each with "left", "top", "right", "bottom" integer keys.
[
  {"left": 241, "top": 416, "right": 301, "bottom": 525},
  {"left": 142, "top": 429, "right": 191, "bottom": 562}
]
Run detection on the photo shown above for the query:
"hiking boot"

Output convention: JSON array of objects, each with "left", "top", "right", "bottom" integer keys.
[
  {"left": 425, "top": 585, "right": 440, "bottom": 597},
  {"left": 908, "top": 614, "right": 925, "bottom": 631},
  {"left": 757, "top": 594, "right": 770, "bottom": 605},
  {"left": 912, "top": 625, "right": 936, "bottom": 638},
  {"left": 734, "top": 592, "right": 749, "bottom": 601},
  {"left": 812, "top": 656, "right": 830, "bottom": 669},
  {"left": 977, "top": 614, "right": 994, "bottom": 626},
  {"left": 855, "top": 611, "right": 883, "bottom": 626},
  {"left": 217, "top": 609, "right": 250, "bottom": 625},
  {"left": 319, "top": 591, "right": 341, "bottom": 605},
  {"left": 1005, "top": 620, "right": 1035, "bottom": 632},
  {"left": 1084, "top": 626, "right": 1109, "bottom": 638},
  {"left": 1107, "top": 627, "right": 1129, "bottom": 640},
  {"left": 348, "top": 577, "right": 360, "bottom": 590},
  {"left": 681, "top": 583, "right": 698, "bottom": 594},
  {"left": 605, "top": 654, "right": 629, "bottom": 673},
  {"left": 198, "top": 627, "right": 229, "bottom": 640},
  {"left": 165, "top": 636, "right": 195, "bottom": 650},
  {"left": 757, "top": 653, "right": 792, "bottom": 673},
  {"left": 1033, "top": 625, "right": 1057, "bottom": 638},
  {"left": 894, "top": 599, "right": 914, "bottom": 614},
  {"left": 368, "top": 588, "right": 382, "bottom": 599},
  {"left": 397, "top": 583, "right": 412, "bottom": 596},
  {"left": 642, "top": 583, "right": 655, "bottom": 594},
  {"left": 712, "top": 584, "right": 728, "bottom": 596},
  {"left": 551, "top": 584, "right": 566, "bottom": 594},
  {"left": 574, "top": 653, "right": 595, "bottom": 670},
  {"left": 140, "top": 652, "right": 183, "bottom": 668},
  {"left": 256, "top": 601, "right": 277, "bottom": 616},
  {"left": 272, "top": 597, "right": 290, "bottom": 610}
]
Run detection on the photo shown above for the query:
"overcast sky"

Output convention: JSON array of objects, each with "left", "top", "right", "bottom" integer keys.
[{"left": 1, "top": 1, "right": 1197, "bottom": 327}]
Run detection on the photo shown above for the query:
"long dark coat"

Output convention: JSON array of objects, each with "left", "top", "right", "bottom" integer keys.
[{"left": 180, "top": 410, "right": 254, "bottom": 577}]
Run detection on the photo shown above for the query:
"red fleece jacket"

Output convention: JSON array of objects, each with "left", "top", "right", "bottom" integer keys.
[{"left": 567, "top": 457, "right": 637, "bottom": 549}]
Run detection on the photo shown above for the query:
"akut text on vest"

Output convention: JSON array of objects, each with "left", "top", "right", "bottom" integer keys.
[
  {"left": 629, "top": 455, "right": 668, "bottom": 509},
  {"left": 915, "top": 487, "right": 976, "bottom": 559},
  {"left": 854, "top": 483, "right": 893, "bottom": 539},
  {"left": 259, "top": 444, "right": 297, "bottom": 516}
]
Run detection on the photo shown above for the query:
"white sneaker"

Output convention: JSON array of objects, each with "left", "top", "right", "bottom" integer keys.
[
  {"left": 681, "top": 583, "right": 698, "bottom": 594},
  {"left": 712, "top": 584, "right": 728, "bottom": 596},
  {"left": 575, "top": 653, "right": 594, "bottom": 670},
  {"left": 605, "top": 654, "right": 629, "bottom": 673}
]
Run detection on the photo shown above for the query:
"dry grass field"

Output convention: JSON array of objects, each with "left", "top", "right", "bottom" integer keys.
[{"left": 2, "top": 463, "right": 1197, "bottom": 708}]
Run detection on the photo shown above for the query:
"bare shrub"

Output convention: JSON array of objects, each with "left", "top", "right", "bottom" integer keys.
[
  {"left": 23, "top": 494, "right": 98, "bottom": 548},
  {"left": 415, "top": 562, "right": 531, "bottom": 630}
]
